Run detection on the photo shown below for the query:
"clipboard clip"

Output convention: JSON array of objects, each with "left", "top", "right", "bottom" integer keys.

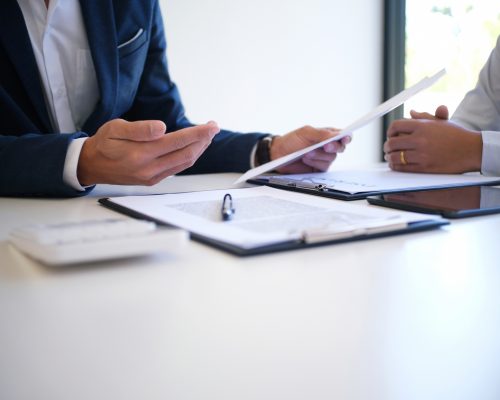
[
  {"left": 301, "top": 217, "right": 408, "bottom": 244},
  {"left": 269, "top": 177, "right": 329, "bottom": 192}
]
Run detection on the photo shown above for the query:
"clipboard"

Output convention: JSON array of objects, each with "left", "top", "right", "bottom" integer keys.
[
  {"left": 98, "top": 186, "right": 448, "bottom": 257},
  {"left": 248, "top": 170, "right": 500, "bottom": 201},
  {"left": 183, "top": 220, "right": 445, "bottom": 256}
]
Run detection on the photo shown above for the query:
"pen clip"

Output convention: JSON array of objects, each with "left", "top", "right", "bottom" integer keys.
[{"left": 221, "top": 193, "right": 235, "bottom": 221}]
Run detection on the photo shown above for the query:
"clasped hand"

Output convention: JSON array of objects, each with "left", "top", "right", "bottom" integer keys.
[{"left": 384, "top": 105, "right": 483, "bottom": 174}]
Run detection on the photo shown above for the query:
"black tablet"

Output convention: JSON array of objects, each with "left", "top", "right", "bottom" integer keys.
[{"left": 367, "top": 185, "right": 500, "bottom": 218}]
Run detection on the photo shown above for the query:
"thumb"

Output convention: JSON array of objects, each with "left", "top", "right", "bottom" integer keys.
[
  {"left": 435, "top": 105, "right": 449, "bottom": 120},
  {"left": 310, "top": 127, "right": 340, "bottom": 143},
  {"left": 106, "top": 119, "right": 166, "bottom": 141}
]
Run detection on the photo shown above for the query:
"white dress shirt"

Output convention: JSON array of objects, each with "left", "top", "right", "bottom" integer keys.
[
  {"left": 17, "top": 0, "right": 97, "bottom": 190},
  {"left": 452, "top": 35, "right": 500, "bottom": 176}
]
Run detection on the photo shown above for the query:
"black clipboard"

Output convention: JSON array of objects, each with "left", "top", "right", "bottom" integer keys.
[
  {"left": 99, "top": 197, "right": 448, "bottom": 257},
  {"left": 248, "top": 176, "right": 500, "bottom": 201}
]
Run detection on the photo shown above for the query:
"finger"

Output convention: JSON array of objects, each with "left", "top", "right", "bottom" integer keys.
[
  {"left": 322, "top": 133, "right": 352, "bottom": 153},
  {"left": 387, "top": 119, "right": 423, "bottom": 138},
  {"left": 107, "top": 119, "right": 167, "bottom": 141},
  {"left": 303, "top": 127, "right": 340, "bottom": 144},
  {"left": 304, "top": 148, "right": 338, "bottom": 162},
  {"left": 132, "top": 123, "right": 219, "bottom": 175},
  {"left": 144, "top": 122, "right": 220, "bottom": 159},
  {"left": 389, "top": 162, "right": 421, "bottom": 173},
  {"left": 146, "top": 161, "right": 194, "bottom": 186},
  {"left": 131, "top": 159, "right": 194, "bottom": 186},
  {"left": 322, "top": 127, "right": 341, "bottom": 134},
  {"left": 340, "top": 135, "right": 352, "bottom": 145},
  {"left": 301, "top": 156, "right": 333, "bottom": 172},
  {"left": 323, "top": 140, "right": 345, "bottom": 153},
  {"left": 410, "top": 110, "right": 435, "bottom": 120},
  {"left": 383, "top": 135, "right": 417, "bottom": 153},
  {"left": 384, "top": 149, "right": 416, "bottom": 166},
  {"left": 144, "top": 135, "right": 213, "bottom": 179},
  {"left": 275, "top": 162, "right": 315, "bottom": 174},
  {"left": 435, "top": 105, "right": 449, "bottom": 120}
]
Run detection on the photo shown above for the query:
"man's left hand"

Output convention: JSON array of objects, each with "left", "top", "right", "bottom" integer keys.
[{"left": 270, "top": 125, "right": 351, "bottom": 174}]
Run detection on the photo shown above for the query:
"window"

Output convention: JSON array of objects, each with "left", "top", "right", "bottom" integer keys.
[{"left": 404, "top": 1, "right": 500, "bottom": 117}]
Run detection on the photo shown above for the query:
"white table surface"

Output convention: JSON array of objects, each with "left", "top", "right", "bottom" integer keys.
[{"left": 1, "top": 173, "right": 500, "bottom": 400}]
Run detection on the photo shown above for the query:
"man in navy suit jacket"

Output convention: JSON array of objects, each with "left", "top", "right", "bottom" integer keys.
[{"left": 0, "top": 0, "right": 348, "bottom": 197}]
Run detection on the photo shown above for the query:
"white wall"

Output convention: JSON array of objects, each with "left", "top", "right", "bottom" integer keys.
[{"left": 160, "top": 0, "right": 383, "bottom": 167}]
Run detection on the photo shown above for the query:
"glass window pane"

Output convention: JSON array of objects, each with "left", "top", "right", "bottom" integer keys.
[{"left": 405, "top": 1, "right": 500, "bottom": 117}]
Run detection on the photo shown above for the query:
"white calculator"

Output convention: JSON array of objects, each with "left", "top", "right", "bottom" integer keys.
[{"left": 8, "top": 218, "right": 187, "bottom": 266}]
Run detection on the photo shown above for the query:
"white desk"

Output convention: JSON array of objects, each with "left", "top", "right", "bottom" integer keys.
[{"left": 1, "top": 173, "right": 500, "bottom": 400}]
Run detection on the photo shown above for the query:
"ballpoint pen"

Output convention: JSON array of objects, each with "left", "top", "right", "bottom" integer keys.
[{"left": 221, "top": 193, "right": 235, "bottom": 221}]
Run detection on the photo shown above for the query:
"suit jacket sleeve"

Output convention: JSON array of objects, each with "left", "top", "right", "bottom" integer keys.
[{"left": 0, "top": 131, "right": 92, "bottom": 197}]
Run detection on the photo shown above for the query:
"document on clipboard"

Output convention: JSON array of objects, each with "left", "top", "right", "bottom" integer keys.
[
  {"left": 235, "top": 69, "right": 446, "bottom": 185},
  {"left": 248, "top": 168, "right": 500, "bottom": 200},
  {"left": 99, "top": 186, "right": 447, "bottom": 256}
]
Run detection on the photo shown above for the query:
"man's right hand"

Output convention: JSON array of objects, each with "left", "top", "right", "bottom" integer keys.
[{"left": 77, "top": 119, "right": 220, "bottom": 186}]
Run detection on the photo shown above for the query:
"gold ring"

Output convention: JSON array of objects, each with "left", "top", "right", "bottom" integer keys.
[{"left": 400, "top": 150, "right": 407, "bottom": 165}]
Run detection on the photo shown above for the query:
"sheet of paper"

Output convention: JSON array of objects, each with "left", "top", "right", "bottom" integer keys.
[
  {"left": 108, "top": 186, "right": 441, "bottom": 250},
  {"left": 263, "top": 168, "right": 500, "bottom": 194},
  {"left": 234, "top": 69, "right": 446, "bottom": 184}
]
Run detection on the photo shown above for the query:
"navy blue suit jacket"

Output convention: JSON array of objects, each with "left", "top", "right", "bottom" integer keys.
[{"left": 0, "top": 0, "right": 267, "bottom": 196}]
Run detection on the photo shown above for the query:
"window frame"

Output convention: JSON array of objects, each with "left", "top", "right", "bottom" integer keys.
[{"left": 382, "top": 0, "right": 406, "bottom": 158}]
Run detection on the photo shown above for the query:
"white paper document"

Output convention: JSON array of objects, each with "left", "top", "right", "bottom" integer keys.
[
  {"left": 235, "top": 69, "right": 446, "bottom": 184},
  {"left": 263, "top": 168, "right": 500, "bottom": 195},
  {"left": 107, "top": 186, "right": 443, "bottom": 250}
]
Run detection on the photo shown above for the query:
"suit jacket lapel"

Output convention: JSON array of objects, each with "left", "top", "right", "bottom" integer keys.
[
  {"left": 0, "top": 0, "right": 52, "bottom": 132},
  {"left": 79, "top": 0, "right": 118, "bottom": 134}
]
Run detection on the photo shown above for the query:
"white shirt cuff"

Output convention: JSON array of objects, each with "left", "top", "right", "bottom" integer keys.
[
  {"left": 481, "top": 131, "right": 500, "bottom": 176},
  {"left": 250, "top": 141, "right": 259, "bottom": 169},
  {"left": 63, "top": 137, "right": 88, "bottom": 191}
]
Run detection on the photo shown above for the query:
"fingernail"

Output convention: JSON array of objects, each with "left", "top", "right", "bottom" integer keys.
[
  {"left": 342, "top": 136, "right": 351, "bottom": 145},
  {"left": 207, "top": 121, "right": 220, "bottom": 134},
  {"left": 152, "top": 120, "right": 166, "bottom": 135},
  {"left": 325, "top": 143, "right": 335, "bottom": 152}
]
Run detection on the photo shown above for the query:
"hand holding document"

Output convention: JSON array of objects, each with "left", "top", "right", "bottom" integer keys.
[{"left": 235, "top": 69, "right": 446, "bottom": 184}]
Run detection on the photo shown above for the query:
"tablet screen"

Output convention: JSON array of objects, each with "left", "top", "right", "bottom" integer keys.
[{"left": 369, "top": 186, "right": 500, "bottom": 217}]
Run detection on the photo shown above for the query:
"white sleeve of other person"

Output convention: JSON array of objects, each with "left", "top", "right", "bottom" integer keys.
[{"left": 452, "top": 35, "right": 500, "bottom": 176}]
